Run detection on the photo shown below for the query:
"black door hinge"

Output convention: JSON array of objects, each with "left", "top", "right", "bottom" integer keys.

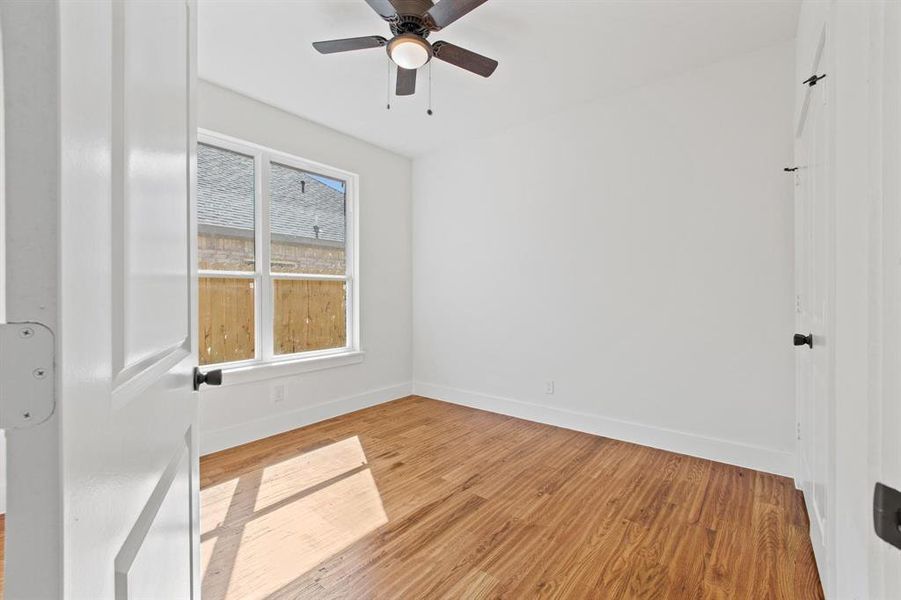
[
  {"left": 803, "top": 74, "right": 827, "bottom": 87},
  {"left": 874, "top": 482, "right": 901, "bottom": 550}
]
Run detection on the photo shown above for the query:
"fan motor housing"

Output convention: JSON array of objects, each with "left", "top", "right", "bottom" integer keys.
[{"left": 391, "top": 14, "right": 432, "bottom": 38}]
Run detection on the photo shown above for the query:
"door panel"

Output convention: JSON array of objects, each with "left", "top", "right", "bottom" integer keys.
[
  {"left": 115, "top": 434, "right": 193, "bottom": 600},
  {"left": 115, "top": 0, "right": 191, "bottom": 377},
  {"left": 795, "top": 23, "right": 833, "bottom": 595}
]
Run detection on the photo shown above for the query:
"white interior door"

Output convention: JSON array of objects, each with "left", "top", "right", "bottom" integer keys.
[
  {"left": 64, "top": 0, "right": 200, "bottom": 596},
  {"left": 2, "top": 1, "right": 200, "bottom": 597},
  {"left": 794, "top": 24, "right": 834, "bottom": 597}
]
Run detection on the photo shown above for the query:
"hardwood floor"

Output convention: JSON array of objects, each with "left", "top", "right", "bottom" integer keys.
[{"left": 200, "top": 396, "right": 823, "bottom": 599}]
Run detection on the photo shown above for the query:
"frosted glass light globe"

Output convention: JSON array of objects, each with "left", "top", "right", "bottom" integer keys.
[{"left": 388, "top": 35, "right": 431, "bottom": 70}]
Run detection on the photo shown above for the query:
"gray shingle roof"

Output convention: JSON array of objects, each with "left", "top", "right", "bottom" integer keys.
[{"left": 197, "top": 142, "right": 346, "bottom": 244}]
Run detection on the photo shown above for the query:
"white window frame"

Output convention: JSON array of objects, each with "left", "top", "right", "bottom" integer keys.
[{"left": 197, "top": 129, "right": 362, "bottom": 384}]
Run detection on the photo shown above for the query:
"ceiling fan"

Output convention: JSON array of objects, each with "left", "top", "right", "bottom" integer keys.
[{"left": 313, "top": 0, "right": 498, "bottom": 97}]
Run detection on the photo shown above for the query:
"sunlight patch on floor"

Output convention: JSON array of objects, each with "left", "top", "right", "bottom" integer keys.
[{"left": 201, "top": 436, "right": 388, "bottom": 600}]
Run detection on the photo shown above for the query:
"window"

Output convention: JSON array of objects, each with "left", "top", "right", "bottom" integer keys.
[{"left": 197, "top": 131, "right": 358, "bottom": 369}]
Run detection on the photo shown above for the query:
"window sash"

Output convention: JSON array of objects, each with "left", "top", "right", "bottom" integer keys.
[{"left": 197, "top": 129, "right": 358, "bottom": 368}]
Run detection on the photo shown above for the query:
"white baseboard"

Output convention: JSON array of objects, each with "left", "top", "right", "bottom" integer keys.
[
  {"left": 200, "top": 382, "right": 412, "bottom": 456},
  {"left": 413, "top": 382, "right": 795, "bottom": 478}
]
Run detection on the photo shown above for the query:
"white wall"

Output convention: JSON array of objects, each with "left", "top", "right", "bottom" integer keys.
[
  {"left": 198, "top": 82, "right": 412, "bottom": 454},
  {"left": 413, "top": 43, "right": 797, "bottom": 476}
]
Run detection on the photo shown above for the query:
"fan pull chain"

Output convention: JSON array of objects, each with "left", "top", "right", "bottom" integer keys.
[
  {"left": 427, "top": 61, "right": 434, "bottom": 116},
  {"left": 386, "top": 56, "right": 392, "bottom": 110}
]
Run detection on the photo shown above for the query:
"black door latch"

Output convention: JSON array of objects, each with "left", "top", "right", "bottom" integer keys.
[
  {"left": 794, "top": 333, "right": 813, "bottom": 348},
  {"left": 193, "top": 367, "right": 223, "bottom": 391},
  {"left": 874, "top": 482, "right": 901, "bottom": 550}
]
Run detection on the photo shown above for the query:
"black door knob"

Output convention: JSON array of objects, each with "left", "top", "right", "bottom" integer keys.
[
  {"left": 793, "top": 333, "right": 813, "bottom": 348},
  {"left": 194, "top": 367, "right": 223, "bottom": 390}
]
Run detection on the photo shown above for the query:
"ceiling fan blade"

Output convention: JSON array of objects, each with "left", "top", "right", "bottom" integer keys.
[
  {"left": 364, "top": 0, "right": 400, "bottom": 20},
  {"left": 312, "top": 36, "right": 388, "bottom": 54},
  {"left": 396, "top": 67, "right": 417, "bottom": 96},
  {"left": 432, "top": 41, "right": 498, "bottom": 77},
  {"left": 426, "top": 0, "right": 488, "bottom": 29}
]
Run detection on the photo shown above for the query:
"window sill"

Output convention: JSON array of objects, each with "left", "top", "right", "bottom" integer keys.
[{"left": 213, "top": 350, "right": 365, "bottom": 388}]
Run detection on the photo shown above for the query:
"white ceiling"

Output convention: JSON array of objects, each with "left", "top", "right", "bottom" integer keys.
[{"left": 198, "top": 0, "right": 800, "bottom": 158}]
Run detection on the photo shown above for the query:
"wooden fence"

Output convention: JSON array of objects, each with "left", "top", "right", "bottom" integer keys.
[
  {"left": 273, "top": 279, "right": 346, "bottom": 356},
  {"left": 199, "top": 277, "right": 346, "bottom": 365}
]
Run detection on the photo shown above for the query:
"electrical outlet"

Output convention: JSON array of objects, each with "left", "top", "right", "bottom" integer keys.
[
  {"left": 272, "top": 383, "right": 285, "bottom": 404},
  {"left": 545, "top": 380, "right": 555, "bottom": 395}
]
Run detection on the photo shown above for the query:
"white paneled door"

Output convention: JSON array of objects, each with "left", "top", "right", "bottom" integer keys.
[
  {"left": 794, "top": 24, "right": 834, "bottom": 598},
  {"left": 2, "top": 0, "right": 200, "bottom": 597}
]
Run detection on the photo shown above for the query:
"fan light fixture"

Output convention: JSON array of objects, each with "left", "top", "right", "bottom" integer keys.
[
  {"left": 387, "top": 34, "right": 432, "bottom": 70},
  {"left": 312, "top": 0, "right": 499, "bottom": 101}
]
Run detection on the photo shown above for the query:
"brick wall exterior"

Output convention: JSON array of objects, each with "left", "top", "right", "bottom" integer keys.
[{"left": 198, "top": 232, "right": 345, "bottom": 275}]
